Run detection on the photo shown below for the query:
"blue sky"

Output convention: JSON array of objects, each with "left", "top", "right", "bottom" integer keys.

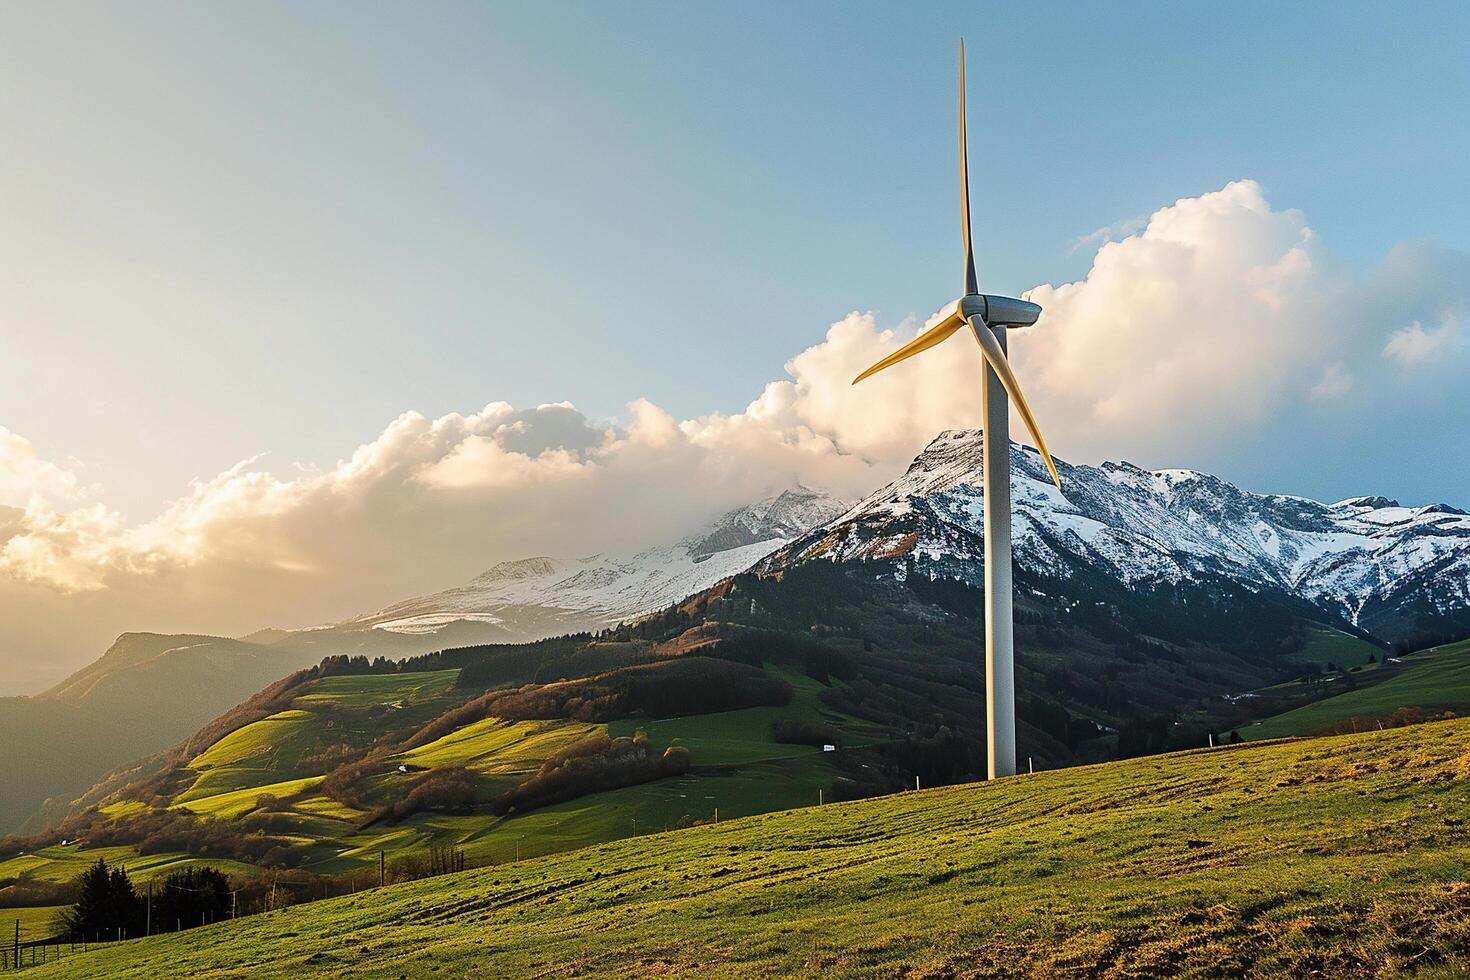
[{"left": 3, "top": 2, "right": 1467, "bottom": 514}]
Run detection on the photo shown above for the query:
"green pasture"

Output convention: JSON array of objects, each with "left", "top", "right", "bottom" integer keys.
[{"left": 25, "top": 718, "right": 1470, "bottom": 978}]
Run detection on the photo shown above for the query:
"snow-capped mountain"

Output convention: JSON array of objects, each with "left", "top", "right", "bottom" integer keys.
[
  {"left": 764, "top": 430, "right": 1470, "bottom": 645},
  {"left": 346, "top": 486, "right": 847, "bottom": 638}
]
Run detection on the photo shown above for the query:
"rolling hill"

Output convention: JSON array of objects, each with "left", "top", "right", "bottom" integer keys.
[
  {"left": 1, "top": 553, "right": 1425, "bottom": 927},
  {"left": 1242, "top": 637, "right": 1470, "bottom": 740},
  {"left": 22, "top": 718, "right": 1470, "bottom": 978},
  {"left": 0, "top": 631, "right": 887, "bottom": 899}
]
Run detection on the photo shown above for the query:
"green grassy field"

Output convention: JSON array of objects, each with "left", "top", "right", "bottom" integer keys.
[
  {"left": 300, "top": 753, "right": 841, "bottom": 875},
  {"left": 607, "top": 667, "right": 864, "bottom": 765},
  {"left": 1294, "top": 624, "right": 1384, "bottom": 668},
  {"left": 168, "top": 670, "right": 467, "bottom": 813},
  {"left": 1245, "top": 638, "right": 1470, "bottom": 740},
  {"left": 294, "top": 670, "right": 459, "bottom": 708},
  {"left": 397, "top": 716, "right": 601, "bottom": 775},
  {"left": 22, "top": 718, "right": 1470, "bottom": 978},
  {"left": 0, "top": 844, "right": 260, "bottom": 887},
  {"left": 2, "top": 905, "right": 63, "bottom": 941}
]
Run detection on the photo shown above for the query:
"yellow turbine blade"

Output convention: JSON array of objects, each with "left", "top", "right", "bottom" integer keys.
[
  {"left": 851, "top": 309, "right": 965, "bottom": 385},
  {"left": 968, "top": 320, "right": 1063, "bottom": 490}
]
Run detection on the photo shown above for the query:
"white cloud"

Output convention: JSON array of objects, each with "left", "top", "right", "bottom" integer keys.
[
  {"left": 1067, "top": 214, "right": 1147, "bottom": 254},
  {"left": 0, "top": 426, "right": 92, "bottom": 510},
  {"left": 1309, "top": 361, "right": 1354, "bottom": 400},
  {"left": 1013, "top": 181, "right": 1344, "bottom": 461},
  {"left": 1383, "top": 317, "right": 1458, "bottom": 366}
]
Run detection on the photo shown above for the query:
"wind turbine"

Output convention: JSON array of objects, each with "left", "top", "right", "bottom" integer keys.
[{"left": 851, "top": 39, "right": 1062, "bottom": 781}]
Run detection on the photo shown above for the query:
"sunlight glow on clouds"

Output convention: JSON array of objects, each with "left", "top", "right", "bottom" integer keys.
[
  {"left": 0, "top": 426, "right": 92, "bottom": 510},
  {"left": 0, "top": 182, "right": 1466, "bottom": 673}
]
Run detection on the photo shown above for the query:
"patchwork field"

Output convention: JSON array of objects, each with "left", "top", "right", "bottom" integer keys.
[
  {"left": 22, "top": 718, "right": 1470, "bottom": 978},
  {"left": 1, "top": 660, "right": 866, "bottom": 933}
]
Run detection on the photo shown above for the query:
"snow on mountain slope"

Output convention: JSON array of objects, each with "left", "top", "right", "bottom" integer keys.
[
  {"left": 347, "top": 486, "right": 847, "bottom": 637},
  {"left": 767, "top": 430, "right": 1470, "bottom": 643}
]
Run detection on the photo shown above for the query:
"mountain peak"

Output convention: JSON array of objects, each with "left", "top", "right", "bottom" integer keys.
[
  {"left": 1336, "top": 495, "right": 1401, "bottom": 510},
  {"left": 685, "top": 486, "right": 847, "bottom": 559},
  {"left": 470, "top": 556, "right": 563, "bottom": 585}
]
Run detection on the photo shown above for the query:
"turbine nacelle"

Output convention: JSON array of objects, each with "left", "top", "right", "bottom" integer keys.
[{"left": 959, "top": 293, "right": 1042, "bottom": 328}]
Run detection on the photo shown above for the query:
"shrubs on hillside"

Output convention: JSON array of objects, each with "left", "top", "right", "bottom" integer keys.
[
  {"left": 373, "top": 768, "right": 476, "bottom": 824},
  {"left": 699, "top": 626, "right": 856, "bottom": 683},
  {"left": 319, "top": 752, "right": 393, "bottom": 809},
  {"left": 0, "top": 877, "right": 75, "bottom": 910},
  {"left": 1313, "top": 706, "right": 1457, "bottom": 736},
  {"left": 6, "top": 803, "right": 305, "bottom": 871},
  {"left": 493, "top": 734, "right": 690, "bottom": 816},
  {"left": 771, "top": 719, "right": 840, "bottom": 747}
]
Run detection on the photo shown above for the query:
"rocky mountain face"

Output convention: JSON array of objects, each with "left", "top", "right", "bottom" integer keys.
[
  {"left": 684, "top": 486, "right": 850, "bottom": 558},
  {"left": 762, "top": 430, "right": 1470, "bottom": 647}
]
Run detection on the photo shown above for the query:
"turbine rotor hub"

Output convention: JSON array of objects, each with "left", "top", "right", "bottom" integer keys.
[{"left": 959, "top": 293, "right": 1042, "bottom": 328}]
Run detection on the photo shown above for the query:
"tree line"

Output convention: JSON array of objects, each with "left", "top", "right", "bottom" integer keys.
[{"left": 55, "top": 859, "right": 230, "bottom": 942}]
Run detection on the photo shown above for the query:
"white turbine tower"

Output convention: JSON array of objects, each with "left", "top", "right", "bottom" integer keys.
[{"left": 851, "top": 40, "right": 1062, "bottom": 781}]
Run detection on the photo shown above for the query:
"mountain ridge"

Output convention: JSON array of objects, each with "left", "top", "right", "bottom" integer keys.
[{"left": 763, "top": 429, "right": 1470, "bottom": 647}]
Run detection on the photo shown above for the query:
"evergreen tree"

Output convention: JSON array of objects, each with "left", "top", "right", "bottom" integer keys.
[
  {"left": 156, "top": 866, "right": 231, "bottom": 931},
  {"left": 61, "top": 858, "right": 144, "bottom": 941}
]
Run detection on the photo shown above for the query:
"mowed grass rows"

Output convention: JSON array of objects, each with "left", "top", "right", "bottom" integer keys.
[{"left": 27, "top": 718, "right": 1470, "bottom": 978}]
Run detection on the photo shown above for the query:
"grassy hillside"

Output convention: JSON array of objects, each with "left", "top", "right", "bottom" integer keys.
[
  {"left": 8, "top": 566, "right": 1448, "bottom": 957},
  {"left": 0, "top": 655, "right": 866, "bottom": 911},
  {"left": 1293, "top": 623, "right": 1384, "bottom": 667},
  {"left": 1, "top": 623, "right": 521, "bottom": 836},
  {"left": 24, "top": 718, "right": 1470, "bottom": 978},
  {"left": 1244, "top": 638, "right": 1470, "bottom": 740}
]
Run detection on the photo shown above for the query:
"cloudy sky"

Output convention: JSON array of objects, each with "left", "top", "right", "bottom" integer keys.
[{"left": 2, "top": 3, "right": 1468, "bottom": 693}]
